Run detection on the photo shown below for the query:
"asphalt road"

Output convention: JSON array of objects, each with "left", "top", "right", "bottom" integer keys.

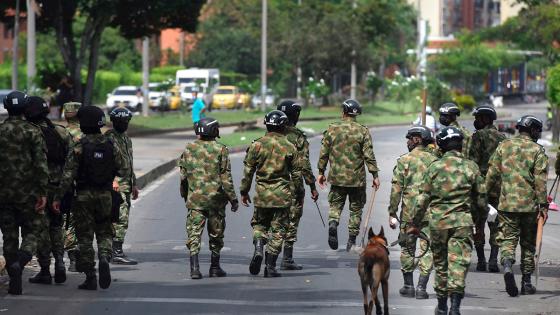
[{"left": 2, "top": 122, "right": 560, "bottom": 314}]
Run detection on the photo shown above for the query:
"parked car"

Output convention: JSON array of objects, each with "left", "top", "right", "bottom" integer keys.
[
  {"left": 0, "top": 89, "right": 10, "bottom": 116},
  {"left": 251, "top": 89, "right": 276, "bottom": 108},
  {"left": 212, "top": 86, "right": 242, "bottom": 110},
  {"left": 106, "top": 86, "right": 143, "bottom": 112},
  {"left": 148, "top": 83, "right": 170, "bottom": 111},
  {"left": 237, "top": 88, "right": 252, "bottom": 109}
]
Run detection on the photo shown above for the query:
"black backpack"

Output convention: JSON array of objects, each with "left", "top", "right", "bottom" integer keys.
[
  {"left": 78, "top": 137, "right": 115, "bottom": 189},
  {"left": 40, "top": 125, "right": 68, "bottom": 165}
]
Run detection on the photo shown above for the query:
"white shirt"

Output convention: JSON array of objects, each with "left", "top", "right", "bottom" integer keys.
[{"left": 413, "top": 114, "right": 437, "bottom": 133}]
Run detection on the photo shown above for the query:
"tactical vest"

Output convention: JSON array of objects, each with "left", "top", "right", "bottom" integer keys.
[
  {"left": 40, "top": 124, "right": 68, "bottom": 166},
  {"left": 77, "top": 138, "right": 115, "bottom": 190}
]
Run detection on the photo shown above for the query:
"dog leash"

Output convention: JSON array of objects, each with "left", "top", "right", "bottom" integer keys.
[{"left": 360, "top": 188, "right": 378, "bottom": 247}]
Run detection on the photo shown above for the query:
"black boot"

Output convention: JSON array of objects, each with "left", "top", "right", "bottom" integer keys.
[
  {"left": 190, "top": 254, "right": 202, "bottom": 279},
  {"left": 111, "top": 241, "right": 138, "bottom": 265},
  {"left": 346, "top": 235, "right": 356, "bottom": 252},
  {"left": 67, "top": 250, "right": 78, "bottom": 272},
  {"left": 434, "top": 295, "right": 447, "bottom": 315},
  {"left": 449, "top": 293, "right": 463, "bottom": 315},
  {"left": 209, "top": 253, "right": 227, "bottom": 277},
  {"left": 98, "top": 256, "right": 111, "bottom": 289},
  {"left": 488, "top": 245, "right": 500, "bottom": 273},
  {"left": 328, "top": 221, "right": 338, "bottom": 250},
  {"left": 78, "top": 270, "right": 97, "bottom": 290},
  {"left": 475, "top": 245, "right": 487, "bottom": 272},
  {"left": 29, "top": 258, "right": 52, "bottom": 285},
  {"left": 249, "top": 239, "right": 264, "bottom": 275},
  {"left": 264, "top": 252, "right": 281, "bottom": 278},
  {"left": 415, "top": 274, "right": 430, "bottom": 299},
  {"left": 9, "top": 251, "right": 32, "bottom": 295},
  {"left": 54, "top": 252, "right": 66, "bottom": 284},
  {"left": 399, "top": 272, "right": 415, "bottom": 297},
  {"left": 521, "top": 273, "right": 536, "bottom": 295},
  {"left": 281, "top": 246, "right": 302, "bottom": 270},
  {"left": 503, "top": 259, "right": 518, "bottom": 297}
]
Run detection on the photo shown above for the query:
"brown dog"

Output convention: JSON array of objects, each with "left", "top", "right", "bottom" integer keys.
[{"left": 358, "top": 226, "right": 390, "bottom": 315}]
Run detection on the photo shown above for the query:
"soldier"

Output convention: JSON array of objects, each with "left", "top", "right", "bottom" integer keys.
[
  {"left": 468, "top": 105, "right": 506, "bottom": 273},
  {"left": 388, "top": 126, "right": 437, "bottom": 299},
  {"left": 179, "top": 117, "right": 238, "bottom": 279},
  {"left": 0, "top": 91, "right": 49, "bottom": 295},
  {"left": 53, "top": 105, "right": 129, "bottom": 290},
  {"left": 62, "top": 101, "right": 83, "bottom": 272},
  {"left": 438, "top": 102, "right": 471, "bottom": 158},
  {"left": 276, "top": 100, "right": 319, "bottom": 270},
  {"left": 24, "top": 96, "right": 72, "bottom": 285},
  {"left": 317, "top": 99, "right": 380, "bottom": 251},
  {"left": 106, "top": 108, "right": 140, "bottom": 265},
  {"left": 410, "top": 126, "right": 487, "bottom": 315},
  {"left": 486, "top": 116, "right": 548, "bottom": 297},
  {"left": 240, "top": 110, "right": 303, "bottom": 278}
]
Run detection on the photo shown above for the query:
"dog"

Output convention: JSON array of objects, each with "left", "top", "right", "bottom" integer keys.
[{"left": 358, "top": 226, "right": 390, "bottom": 315}]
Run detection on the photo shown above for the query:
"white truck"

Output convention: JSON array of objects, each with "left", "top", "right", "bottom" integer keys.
[{"left": 176, "top": 68, "right": 220, "bottom": 107}]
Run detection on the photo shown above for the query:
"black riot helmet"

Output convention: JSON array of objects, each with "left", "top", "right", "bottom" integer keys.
[
  {"left": 264, "top": 110, "right": 288, "bottom": 132},
  {"left": 436, "top": 126, "right": 464, "bottom": 152},
  {"left": 472, "top": 104, "right": 497, "bottom": 120},
  {"left": 439, "top": 102, "right": 461, "bottom": 116},
  {"left": 516, "top": 115, "right": 543, "bottom": 142},
  {"left": 24, "top": 96, "right": 50, "bottom": 122},
  {"left": 78, "top": 105, "right": 106, "bottom": 134},
  {"left": 3, "top": 90, "right": 28, "bottom": 115},
  {"left": 277, "top": 100, "right": 302, "bottom": 125},
  {"left": 342, "top": 99, "right": 362, "bottom": 116},
  {"left": 109, "top": 107, "right": 132, "bottom": 133},
  {"left": 196, "top": 117, "right": 220, "bottom": 139},
  {"left": 406, "top": 125, "right": 433, "bottom": 143}
]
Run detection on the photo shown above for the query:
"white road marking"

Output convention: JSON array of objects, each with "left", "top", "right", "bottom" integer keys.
[{"left": 133, "top": 169, "right": 178, "bottom": 204}]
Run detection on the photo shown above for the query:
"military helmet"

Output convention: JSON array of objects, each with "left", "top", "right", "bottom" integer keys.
[
  {"left": 24, "top": 96, "right": 50, "bottom": 120},
  {"left": 277, "top": 100, "right": 302, "bottom": 124},
  {"left": 436, "top": 126, "right": 464, "bottom": 148},
  {"left": 472, "top": 105, "right": 497, "bottom": 120},
  {"left": 63, "top": 102, "right": 82, "bottom": 113},
  {"left": 77, "top": 105, "right": 106, "bottom": 128},
  {"left": 516, "top": 115, "right": 543, "bottom": 131},
  {"left": 342, "top": 99, "right": 362, "bottom": 116},
  {"left": 264, "top": 110, "right": 288, "bottom": 127},
  {"left": 439, "top": 102, "right": 461, "bottom": 116},
  {"left": 406, "top": 125, "right": 433, "bottom": 142},
  {"left": 3, "top": 90, "right": 28, "bottom": 111},
  {"left": 196, "top": 117, "right": 220, "bottom": 138},
  {"left": 109, "top": 107, "right": 132, "bottom": 123}
]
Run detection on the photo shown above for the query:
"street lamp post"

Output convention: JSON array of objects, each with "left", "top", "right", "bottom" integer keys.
[
  {"left": 26, "top": 0, "right": 36, "bottom": 92},
  {"left": 260, "top": 0, "right": 268, "bottom": 112},
  {"left": 142, "top": 37, "right": 150, "bottom": 117}
]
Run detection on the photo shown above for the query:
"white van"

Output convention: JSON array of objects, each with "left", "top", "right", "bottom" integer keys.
[{"left": 176, "top": 68, "right": 220, "bottom": 106}]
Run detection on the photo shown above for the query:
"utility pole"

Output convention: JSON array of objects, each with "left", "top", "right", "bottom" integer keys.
[
  {"left": 12, "top": 0, "right": 20, "bottom": 90},
  {"left": 260, "top": 0, "right": 267, "bottom": 111},
  {"left": 296, "top": 0, "right": 302, "bottom": 100},
  {"left": 142, "top": 37, "right": 150, "bottom": 117},
  {"left": 26, "top": 0, "right": 36, "bottom": 92},
  {"left": 416, "top": 0, "right": 428, "bottom": 125},
  {"left": 179, "top": 31, "right": 185, "bottom": 67},
  {"left": 350, "top": 0, "right": 357, "bottom": 100}
]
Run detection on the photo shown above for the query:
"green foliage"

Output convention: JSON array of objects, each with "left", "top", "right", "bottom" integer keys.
[
  {"left": 452, "top": 94, "right": 476, "bottom": 111},
  {"left": 385, "top": 72, "right": 422, "bottom": 113},
  {"left": 366, "top": 73, "right": 383, "bottom": 100},
  {"left": 152, "top": 66, "right": 184, "bottom": 77},
  {"left": 547, "top": 64, "right": 560, "bottom": 106},
  {"left": 221, "top": 72, "right": 249, "bottom": 85},
  {"left": 427, "top": 77, "right": 452, "bottom": 110},
  {"left": 98, "top": 26, "right": 141, "bottom": 70}
]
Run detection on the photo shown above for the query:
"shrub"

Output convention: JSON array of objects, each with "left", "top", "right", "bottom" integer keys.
[{"left": 452, "top": 94, "right": 476, "bottom": 111}]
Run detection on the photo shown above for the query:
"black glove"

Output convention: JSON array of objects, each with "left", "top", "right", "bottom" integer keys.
[{"left": 230, "top": 199, "right": 239, "bottom": 212}]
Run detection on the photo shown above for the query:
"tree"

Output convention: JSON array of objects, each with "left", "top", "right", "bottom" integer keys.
[{"left": 547, "top": 63, "right": 560, "bottom": 141}]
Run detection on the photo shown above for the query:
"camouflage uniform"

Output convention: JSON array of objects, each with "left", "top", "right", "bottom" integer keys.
[
  {"left": 0, "top": 116, "right": 49, "bottom": 269},
  {"left": 413, "top": 150, "right": 487, "bottom": 298},
  {"left": 388, "top": 146, "right": 437, "bottom": 276},
  {"left": 105, "top": 129, "right": 137, "bottom": 243},
  {"left": 317, "top": 116, "right": 378, "bottom": 236},
  {"left": 178, "top": 139, "right": 237, "bottom": 256},
  {"left": 56, "top": 134, "right": 128, "bottom": 272},
  {"left": 486, "top": 134, "right": 548, "bottom": 274},
  {"left": 284, "top": 125, "right": 316, "bottom": 247},
  {"left": 240, "top": 132, "right": 303, "bottom": 256},
  {"left": 450, "top": 121, "right": 472, "bottom": 159}
]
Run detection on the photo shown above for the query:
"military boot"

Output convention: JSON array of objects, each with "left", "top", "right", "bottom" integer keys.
[
  {"left": 98, "top": 256, "right": 111, "bottom": 289},
  {"left": 488, "top": 245, "right": 500, "bottom": 273},
  {"left": 29, "top": 258, "right": 52, "bottom": 285},
  {"left": 280, "top": 246, "right": 302, "bottom": 270},
  {"left": 346, "top": 235, "right": 356, "bottom": 252},
  {"left": 475, "top": 245, "right": 487, "bottom": 272},
  {"left": 328, "top": 221, "right": 338, "bottom": 250},
  {"left": 209, "top": 253, "right": 227, "bottom": 277},
  {"left": 111, "top": 241, "right": 138, "bottom": 265},
  {"left": 399, "top": 272, "right": 415, "bottom": 297},
  {"left": 415, "top": 273, "right": 430, "bottom": 299},
  {"left": 190, "top": 254, "right": 202, "bottom": 279},
  {"left": 503, "top": 259, "right": 518, "bottom": 297},
  {"left": 78, "top": 270, "right": 97, "bottom": 290},
  {"left": 520, "top": 273, "right": 536, "bottom": 295},
  {"left": 449, "top": 293, "right": 463, "bottom": 315},
  {"left": 67, "top": 250, "right": 78, "bottom": 272},
  {"left": 264, "top": 252, "right": 281, "bottom": 278},
  {"left": 54, "top": 252, "right": 66, "bottom": 284},
  {"left": 249, "top": 239, "right": 264, "bottom": 275},
  {"left": 434, "top": 295, "right": 447, "bottom": 315},
  {"left": 9, "top": 251, "right": 32, "bottom": 295}
]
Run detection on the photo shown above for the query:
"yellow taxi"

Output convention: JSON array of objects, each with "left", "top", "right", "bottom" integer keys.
[
  {"left": 237, "top": 88, "right": 252, "bottom": 109},
  {"left": 168, "top": 86, "right": 182, "bottom": 110},
  {"left": 212, "top": 85, "right": 241, "bottom": 110}
]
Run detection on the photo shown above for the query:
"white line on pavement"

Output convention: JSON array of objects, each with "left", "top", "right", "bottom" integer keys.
[{"left": 132, "top": 169, "right": 179, "bottom": 204}]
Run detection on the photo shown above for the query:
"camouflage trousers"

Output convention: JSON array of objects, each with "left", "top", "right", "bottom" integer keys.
[
  {"left": 112, "top": 191, "right": 131, "bottom": 243},
  {"left": 474, "top": 215, "right": 499, "bottom": 247},
  {"left": 0, "top": 202, "right": 45, "bottom": 265},
  {"left": 497, "top": 211, "right": 537, "bottom": 274},
  {"left": 186, "top": 207, "right": 226, "bottom": 256},
  {"left": 328, "top": 185, "right": 366, "bottom": 236},
  {"left": 36, "top": 194, "right": 65, "bottom": 261},
  {"left": 283, "top": 197, "right": 304, "bottom": 248},
  {"left": 73, "top": 190, "right": 114, "bottom": 272},
  {"left": 64, "top": 214, "right": 78, "bottom": 251},
  {"left": 431, "top": 227, "right": 473, "bottom": 297},
  {"left": 251, "top": 207, "right": 288, "bottom": 256},
  {"left": 400, "top": 223, "right": 433, "bottom": 275}
]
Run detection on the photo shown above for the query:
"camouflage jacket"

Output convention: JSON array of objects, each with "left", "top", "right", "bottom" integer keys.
[
  {"left": 0, "top": 116, "right": 49, "bottom": 203},
  {"left": 317, "top": 117, "right": 379, "bottom": 187},
  {"left": 66, "top": 120, "right": 83, "bottom": 144},
  {"left": 36, "top": 120, "right": 72, "bottom": 188},
  {"left": 468, "top": 125, "right": 506, "bottom": 177},
  {"left": 486, "top": 134, "right": 548, "bottom": 213},
  {"left": 178, "top": 140, "right": 237, "bottom": 210},
  {"left": 450, "top": 121, "right": 472, "bottom": 159},
  {"left": 240, "top": 132, "right": 303, "bottom": 208},
  {"left": 388, "top": 146, "right": 438, "bottom": 223},
  {"left": 286, "top": 125, "right": 316, "bottom": 196},
  {"left": 105, "top": 129, "right": 137, "bottom": 192},
  {"left": 413, "top": 150, "right": 487, "bottom": 230}
]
